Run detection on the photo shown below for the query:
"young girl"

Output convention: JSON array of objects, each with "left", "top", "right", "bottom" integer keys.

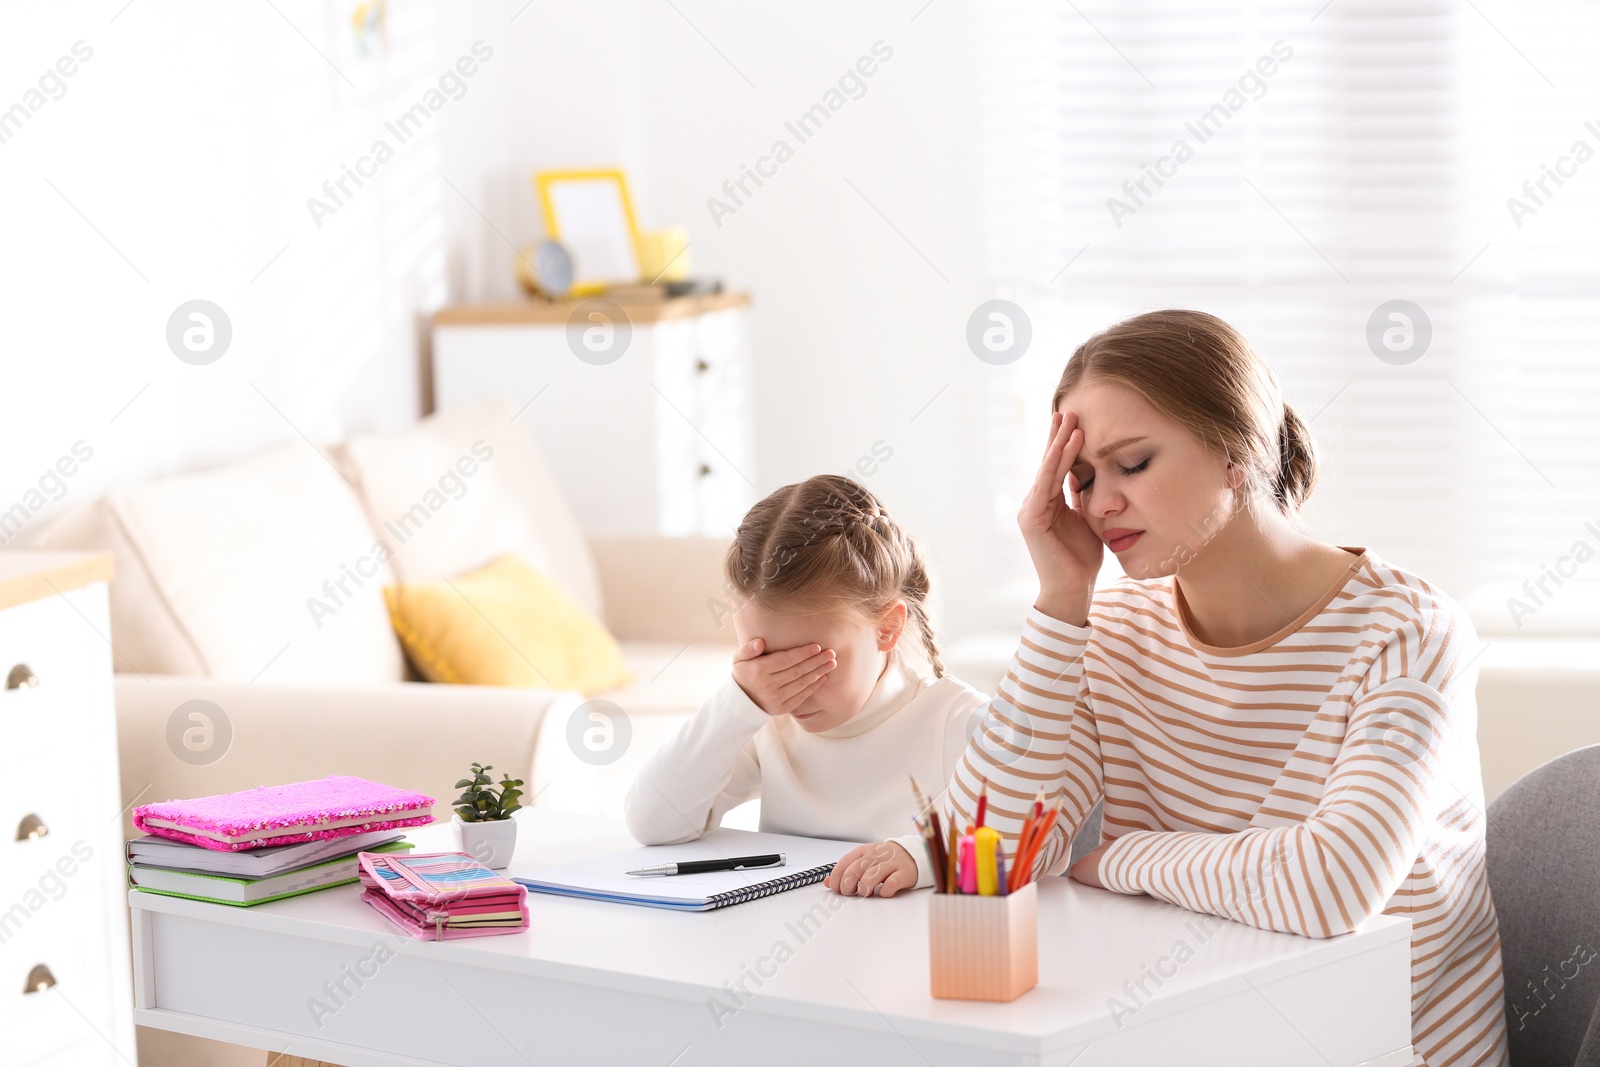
[
  {"left": 829, "top": 310, "right": 1509, "bottom": 1066},
  {"left": 623, "top": 474, "right": 990, "bottom": 890}
]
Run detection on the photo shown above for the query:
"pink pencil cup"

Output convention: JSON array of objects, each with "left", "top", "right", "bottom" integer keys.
[{"left": 928, "top": 881, "right": 1038, "bottom": 1002}]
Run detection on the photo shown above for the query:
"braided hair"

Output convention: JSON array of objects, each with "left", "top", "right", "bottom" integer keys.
[{"left": 725, "top": 474, "right": 946, "bottom": 678}]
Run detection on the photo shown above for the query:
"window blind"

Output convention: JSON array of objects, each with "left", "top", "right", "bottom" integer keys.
[{"left": 973, "top": 0, "right": 1600, "bottom": 635}]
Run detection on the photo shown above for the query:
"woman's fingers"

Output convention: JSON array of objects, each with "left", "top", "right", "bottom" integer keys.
[
  {"left": 1040, "top": 408, "right": 1063, "bottom": 461},
  {"left": 1059, "top": 427, "right": 1085, "bottom": 506},
  {"left": 1024, "top": 411, "right": 1075, "bottom": 516}
]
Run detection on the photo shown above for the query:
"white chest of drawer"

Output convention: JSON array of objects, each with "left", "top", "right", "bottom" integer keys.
[
  {"left": 433, "top": 293, "right": 756, "bottom": 537},
  {"left": 0, "top": 553, "right": 136, "bottom": 1065}
]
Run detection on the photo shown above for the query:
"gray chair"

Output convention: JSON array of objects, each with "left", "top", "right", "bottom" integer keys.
[
  {"left": 1068, "top": 796, "right": 1104, "bottom": 866},
  {"left": 1486, "top": 743, "right": 1600, "bottom": 1066}
]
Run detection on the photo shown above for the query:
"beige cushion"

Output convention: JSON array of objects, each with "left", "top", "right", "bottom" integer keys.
[
  {"left": 335, "top": 401, "right": 604, "bottom": 619},
  {"left": 35, "top": 443, "right": 405, "bottom": 683},
  {"left": 529, "top": 640, "right": 734, "bottom": 820},
  {"left": 587, "top": 534, "right": 740, "bottom": 643}
]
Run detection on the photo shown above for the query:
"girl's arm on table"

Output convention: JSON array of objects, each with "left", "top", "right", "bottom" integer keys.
[{"left": 623, "top": 677, "right": 766, "bottom": 845}]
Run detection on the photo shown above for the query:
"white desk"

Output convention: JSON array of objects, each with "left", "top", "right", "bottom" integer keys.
[{"left": 130, "top": 810, "right": 1414, "bottom": 1067}]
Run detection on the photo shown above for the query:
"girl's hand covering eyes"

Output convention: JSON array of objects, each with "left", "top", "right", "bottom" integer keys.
[
  {"left": 731, "top": 638, "right": 836, "bottom": 716},
  {"left": 1019, "top": 409, "right": 1106, "bottom": 625}
]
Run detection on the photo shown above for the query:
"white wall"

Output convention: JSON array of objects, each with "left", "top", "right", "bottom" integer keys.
[
  {"left": 2, "top": 2, "right": 456, "bottom": 529},
  {"left": 489, "top": 1, "right": 1004, "bottom": 635},
  {"left": 3, "top": 0, "right": 1007, "bottom": 639}
]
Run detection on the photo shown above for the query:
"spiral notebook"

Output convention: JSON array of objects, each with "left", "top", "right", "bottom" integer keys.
[{"left": 513, "top": 828, "right": 863, "bottom": 911}]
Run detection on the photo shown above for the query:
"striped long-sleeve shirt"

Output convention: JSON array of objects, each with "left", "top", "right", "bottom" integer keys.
[{"left": 943, "top": 547, "right": 1509, "bottom": 1067}]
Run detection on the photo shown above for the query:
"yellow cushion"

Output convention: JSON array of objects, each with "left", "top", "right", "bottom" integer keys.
[{"left": 383, "top": 553, "right": 633, "bottom": 693}]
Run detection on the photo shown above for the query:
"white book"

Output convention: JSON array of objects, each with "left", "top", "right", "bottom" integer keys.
[
  {"left": 513, "top": 828, "right": 863, "bottom": 911},
  {"left": 125, "top": 828, "right": 405, "bottom": 878}
]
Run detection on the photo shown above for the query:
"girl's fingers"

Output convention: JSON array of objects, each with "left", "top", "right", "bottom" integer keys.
[
  {"left": 733, "top": 638, "right": 765, "bottom": 663},
  {"left": 778, "top": 670, "right": 829, "bottom": 712},
  {"left": 828, "top": 850, "right": 869, "bottom": 894},
  {"left": 761, "top": 643, "right": 823, "bottom": 673},
  {"left": 876, "top": 867, "right": 916, "bottom": 898},
  {"left": 856, "top": 860, "right": 901, "bottom": 897},
  {"left": 773, "top": 648, "right": 835, "bottom": 686},
  {"left": 778, "top": 662, "right": 832, "bottom": 699}
]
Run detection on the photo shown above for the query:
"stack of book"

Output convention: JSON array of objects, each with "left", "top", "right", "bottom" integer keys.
[
  {"left": 127, "top": 830, "right": 414, "bottom": 905},
  {"left": 127, "top": 775, "right": 435, "bottom": 907}
]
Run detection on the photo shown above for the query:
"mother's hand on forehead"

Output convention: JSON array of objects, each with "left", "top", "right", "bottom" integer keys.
[
  {"left": 731, "top": 638, "right": 837, "bottom": 717},
  {"left": 1018, "top": 409, "right": 1105, "bottom": 626}
]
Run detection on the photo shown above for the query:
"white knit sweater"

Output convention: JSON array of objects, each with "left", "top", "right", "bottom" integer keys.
[{"left": 623, "top": 647, "right": 990, "bottom": 888}]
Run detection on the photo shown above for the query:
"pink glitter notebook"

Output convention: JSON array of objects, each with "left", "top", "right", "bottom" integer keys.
[{"left": 133, "top": 775, "right": 435, "bottom": 853}]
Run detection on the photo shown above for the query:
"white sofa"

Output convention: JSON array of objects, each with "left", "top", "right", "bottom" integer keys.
[
  {"left": 36, "top": 400, "right": 740, "bottom": 839},
  {"left": 30, "top": 400, "right": 746, "bottom": 1066}
]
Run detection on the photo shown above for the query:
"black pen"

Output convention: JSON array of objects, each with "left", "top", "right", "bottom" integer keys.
[{"left": 625, "top": 853, "right": 785, "bottom": 877}]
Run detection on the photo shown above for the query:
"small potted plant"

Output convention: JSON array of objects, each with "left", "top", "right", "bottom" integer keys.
[{"left": 451, "top": 762, "right": 525, "bottom": 869}]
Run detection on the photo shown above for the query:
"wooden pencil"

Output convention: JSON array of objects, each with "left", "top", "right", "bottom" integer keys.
[
  {"left": 1011, "top": 818, "right": 1037, "bottom": 892},
  {"left": 910, "top": 775, "right": 948, "bottom": 892},
  {"left": 1016, "top": 796, "right": 1064, "bottom": 885},
  {"left": 946, "top": 822, "right": 959, "bottom": 894}
]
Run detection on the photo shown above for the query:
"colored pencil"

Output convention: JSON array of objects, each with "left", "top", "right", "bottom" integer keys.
[
  {"left": 1015, "top": 796, "right": 1063, "bottom": 886},
  {"left": 918, "top": 817, "right": 947, "bottom": 894},
  {"left": 946, "top": 822, "right": 959, "bottom": 894},
  {"left": 1011, "top": 809, "right": 1040, "bottom": 892},
  {"left": 910, "top": 775, "right": 949, "bottom": 893}
]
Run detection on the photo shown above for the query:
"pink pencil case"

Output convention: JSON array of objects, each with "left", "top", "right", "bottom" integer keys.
[
  {"left": 358, "top": 850, "right": 528, "bottom": 940},
  {"left": 132, "top": 775, "right": 435, "bottom": 853}
]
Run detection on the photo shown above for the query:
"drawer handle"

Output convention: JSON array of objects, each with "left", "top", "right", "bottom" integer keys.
[
  {"left": 14, "top": 813, "right": 48, "bottom": 841},
  {"left": 698, "top": 463, "right": 712, "bottom": 478},
  {"left": 6, "top": 663, "right": 38, "bottom": 690},
  {"left": 695, "top": 358, "right": 710, "bottom": 373},
  {"left": 24, "top": 964, "right": 56, "bottom": 994}
]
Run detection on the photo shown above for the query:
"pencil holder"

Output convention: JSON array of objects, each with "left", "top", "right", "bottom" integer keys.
[{"left": 927, "top": 881, "right": 1038, "bottom": 1001}]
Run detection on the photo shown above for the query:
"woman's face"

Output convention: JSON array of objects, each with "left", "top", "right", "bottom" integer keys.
[{"left": 1059, "top": 379, "right": 1240, "bottom": 579}]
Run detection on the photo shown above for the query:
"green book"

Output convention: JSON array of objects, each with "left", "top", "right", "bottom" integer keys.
[{"left": 129, "top": 839, "right": 414, "bottom": 906}]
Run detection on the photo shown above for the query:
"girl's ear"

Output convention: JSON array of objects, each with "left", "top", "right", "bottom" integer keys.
[{"left": 877, "top": 600, "right": 909, "bottom": 651}]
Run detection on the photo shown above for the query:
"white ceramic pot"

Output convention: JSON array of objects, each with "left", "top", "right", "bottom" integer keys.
[{"left": 453, "top": 814, "right": 518, "bottom": 870}]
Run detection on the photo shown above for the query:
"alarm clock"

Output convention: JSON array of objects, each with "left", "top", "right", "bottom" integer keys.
[{"left": 515, "top": 240, "right": 575, "bottom": 300}]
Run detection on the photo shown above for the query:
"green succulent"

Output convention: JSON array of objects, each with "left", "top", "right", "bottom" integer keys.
[{"left": 453, "top": 762, "right": 525, "bottom": 822}]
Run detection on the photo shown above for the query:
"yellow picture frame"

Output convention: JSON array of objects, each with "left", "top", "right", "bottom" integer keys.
[{"left": 534, "top": 169, "right": 645, "bottom": 296}]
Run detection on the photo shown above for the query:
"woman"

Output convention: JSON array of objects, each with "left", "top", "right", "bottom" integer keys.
[{"left": 827, "top": 310, "right": 1509, "bottom": 1066}]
